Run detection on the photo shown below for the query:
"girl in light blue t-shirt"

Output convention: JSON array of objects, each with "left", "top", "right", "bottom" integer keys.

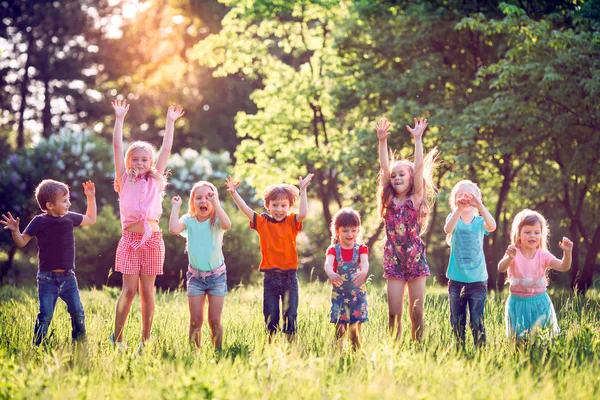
[
  {"left": 444, "top": 180, "right": 496, "bottom": 348},
  {"left": 169, "top": 181, "right": 231, "bottom": 350}
]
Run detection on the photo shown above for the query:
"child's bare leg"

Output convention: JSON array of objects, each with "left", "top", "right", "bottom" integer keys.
[
  {"left": 207, "top": 295, "right": 225, "bottom": 350},
  {"left": 387, "top": 279, "right": 407, "bottom": 340},
  {"left": 139, "top": 275, "right": 156, "bottom": 342},
  {"left": 349, "top": 323, "right": 361, "bottom": 350},
  {"left": 188, "top": 294, "right": 206, "bottom": 348},
  {"left": 407, "top": 276, "right": 426, "bottom": 341},
  {"left": 114, "top": 274, "right": 139, "bottom": 342}
]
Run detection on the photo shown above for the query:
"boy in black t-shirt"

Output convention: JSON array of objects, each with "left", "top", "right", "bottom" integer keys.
[{"left": 1, "top": 179, "right": 97, "bottom": 345}]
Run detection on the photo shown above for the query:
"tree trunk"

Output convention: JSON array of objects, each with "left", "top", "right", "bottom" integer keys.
[
  {"left": 0, "top": 246, "right": 17, "bottom": 284},
  {"left": 17, "top": 32, "right": 34, "bottom": 149},
  {"left": 578, "top": 224, "right": 600, "bottom": 293},
  {"left": 42, "top": 73, "right": 52, "bottom": 138}
]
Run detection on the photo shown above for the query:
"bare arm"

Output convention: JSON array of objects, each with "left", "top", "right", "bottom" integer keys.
[
  {"left": 324, "top": 254, "right": 342, "bottom": 286},
  {"left": 1, "top": 212, "right": 32, "bottom": 247},
  {"left": 549, "top": 238, "right": 573, "bottom": 272},
  {"left": 352, "top": 252, "right": 370, "bottom": 286},
  {"left": 375, "top": 118, "right": 392, "bottom": 182},
  {"left": 444, "top": 211, "right": 462, "bottom": 235},
  {"left": 406, "top": 118, "right": 427, "bottom": 206},
  {"left": 498, "top": 245, "right": 516, "bottom": 273},
  {"left": 156, "top": 105, "right": 185, "bottom": 174},
  {"left": 225, "top": 176, "right": 255, "bottom": 221},
  {"left": 296, "top": 173, "right": 314, "bottom": 223},
  {"left": 111, "top": 99, "right": 129, "bottom": 179},
  {"left": 80, "top": 181, "right": 97, "bottom": 226},
  {"left": 209, "top": 191, "right": 231, "bottom": 230},
  {"left": 169, "top": 196, "right": 186, "bottom": 234}
]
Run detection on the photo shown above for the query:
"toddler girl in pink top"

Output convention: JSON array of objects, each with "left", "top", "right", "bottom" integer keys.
[
  {"left": 498, "top": 209, "right": 573, "bottom": 340},
  {"left": 109, "top": 99, "right": 185, "bottom": 352}
]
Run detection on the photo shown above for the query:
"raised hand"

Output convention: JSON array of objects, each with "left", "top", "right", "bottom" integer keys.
[
  {"left": 298, "top": 173, "right": 314, "bottom": 191},
  {"left": 171, "top": 195, "right": 182, "bottom": 207},
  {"left": 82, "top": 181, "right": 95, "bottom": 197},
  {"left": 505, "top": 244, "right": 517, "bottom": 259},
  {"left": 375, "top": 117, "right": 392, "bottom": 142},
  {"left": 458, "top": 192, "right": 482, "bottom": 209},
  {"left": 225, "top": 176, "right": 240, "bottom": 193},
  {"left": 166, "top": 104, "right": 185, "bottom": 122},
  {"left": 406, "top": 117, "right": 428, "bottom": 140},
  {"left": 558, "top": 237, "right": 573, "bottom": 252},
  {"left": 208, "top": 190, "right": 220, "bottom": 206},
  {"left": 1, "top": 212, "right": 20, "bottom": 232},
  {"left": 111, "top": 99, "right": 130, "bottom": 118}
]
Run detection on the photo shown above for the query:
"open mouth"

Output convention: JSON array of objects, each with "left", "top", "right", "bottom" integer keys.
[{"left": 199, "top": 206, "right": 208, "bottom": 212}]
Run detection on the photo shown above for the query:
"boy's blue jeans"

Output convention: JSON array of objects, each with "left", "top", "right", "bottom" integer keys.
[
  {"left": 263, "top": 270, "right": 299, "bottom": 335},
  {"left": 34, "top": 270, "right": 86, "bottom": 345},
  {"left": 448, "top": 280, "right": 487, "bottom": 347}
]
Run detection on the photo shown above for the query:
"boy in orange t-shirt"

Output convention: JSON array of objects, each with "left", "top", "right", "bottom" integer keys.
[{"left": 226, "top": 174, "right": 313, "bottom": 337}]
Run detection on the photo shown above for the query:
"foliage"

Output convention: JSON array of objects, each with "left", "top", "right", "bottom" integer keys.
[{"left": 0, "top": 284, "right": 599, "bottom": 398}]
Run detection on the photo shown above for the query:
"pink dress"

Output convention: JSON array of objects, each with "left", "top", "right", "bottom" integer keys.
[{"left": 383, "top": 199, "right": 430, "bottom": 280}]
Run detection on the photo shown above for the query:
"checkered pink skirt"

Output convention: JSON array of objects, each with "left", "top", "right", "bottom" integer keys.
[{"left": 115, "top": 230, "right": 165, "bottom": 275}]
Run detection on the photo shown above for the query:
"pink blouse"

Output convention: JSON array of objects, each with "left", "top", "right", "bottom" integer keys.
[
  {"left": 115, "top": 172, "right": 163, "bottom": 249},
  {"left": 507, "top": 248, "right": 558, "bottom": 296}
]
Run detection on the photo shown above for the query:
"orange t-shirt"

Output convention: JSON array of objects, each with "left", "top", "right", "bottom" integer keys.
[{"left": 250, "top": 212, "right": 302, "bottom": 272}]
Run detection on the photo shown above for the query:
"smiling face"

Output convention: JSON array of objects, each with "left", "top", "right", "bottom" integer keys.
[
  {"left": 129, "top": 148, "right": 153, "bottom": 177},
  {"left": 389, "top": 162, "right": 413, "bottom": 196},
  {"left": 519, "top": 223, "right": 542, "bottom": 251},
  {"left": 192, "top": 185, "right": 214, "bottom": 221},
  {"left": 266, "top": 198, "right": 291, "bottom": 222},
  {"left": 337, "top": 225, "right": 359, "bottom": 248},
  {"left": 47, "top": 192, "right": 71, "bottom": 217}
]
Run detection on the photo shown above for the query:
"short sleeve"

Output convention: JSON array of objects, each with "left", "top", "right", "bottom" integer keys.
[
  {"left": 23, "top": 215, "right": 41, "bottom": 237},
  {"left": 250, "top": 212, "right": 261, "bottom": 230},
  {"left": 359, "top": 244, "right": 369, "bottom": 255},
  {"left": 66, "top": 212, "right": 84, "bottom": 228},
  {"left": 290, "top": 214, "right": 302, "bottom": 231},
  {"left": 179, "top": 214, "right": 190, "bottom": 238},
  {"left": 326, "top": 246, "right": 336, "bottom": 257},
  {"left": 541, "top": 250, "right": 560, "bottom": 269}
]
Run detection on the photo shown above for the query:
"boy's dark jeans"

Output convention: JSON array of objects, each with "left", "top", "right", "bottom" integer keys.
[
  {"left": 448, "top": 280, "right": 487, "bottom": 347},
  {"left": 263, "top": 270, "right": 299, "bottom": 335},
  {"left": 34, "top": 270, "right": 86, "bottom": 345}
]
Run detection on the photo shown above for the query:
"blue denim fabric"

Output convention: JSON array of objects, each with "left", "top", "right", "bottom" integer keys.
[
  {"left": 448, "top": 280, "right": 487, "bottom": 347},
  {"left": 263, "top": 270, "right": 299, "bottom": 335},
  {"left": 186, "top": 270, "right": 228, "bottom": 297},
  {"left": 34, "top": 270, "right": 86, "bottom": 345}
]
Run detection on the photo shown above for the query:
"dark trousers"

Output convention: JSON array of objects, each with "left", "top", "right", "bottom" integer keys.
[
  {"left": 263, "top": 270, "right": 299, "bottom": 335},
  {"left": 448, "top": 280, "right": 487, "bottom": 347}
]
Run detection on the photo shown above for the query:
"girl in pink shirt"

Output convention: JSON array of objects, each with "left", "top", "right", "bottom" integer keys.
[
  {"left": 498, "top": 209, "right": 573, "bottom": 340},
  {"left": 109, "top": 99, "right": 185, "bottom": 352}
]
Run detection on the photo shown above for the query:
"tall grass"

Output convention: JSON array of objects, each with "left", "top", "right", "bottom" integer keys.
[{"left": 1, "top": 283, "right": 599, "bottom": 399}]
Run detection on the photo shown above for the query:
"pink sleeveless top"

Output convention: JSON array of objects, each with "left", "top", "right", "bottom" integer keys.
[{"left": 115, "top": 172, "right": 163, "bottom": 249}]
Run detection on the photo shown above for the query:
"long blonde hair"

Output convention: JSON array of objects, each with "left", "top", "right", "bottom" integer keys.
[
  {"left": 117, "top": 141, "right": 168, "bottom": 192},
  {"left": 510, "top": 209, "right": 550, "bottom": 251},
  {"left": 330, "top": 208, "right": 362, "bottom": 245},
  {"left": 377, "top": 148, "right": 439, "bottom": 235},
  {"left": 446, "top": 180, "right": 482, "bottom": 245},
  {"left": 188, "top": 181, "right": 218, "bottom": 227}
]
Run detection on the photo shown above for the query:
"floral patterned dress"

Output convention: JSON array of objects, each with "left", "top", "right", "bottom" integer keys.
[
  {"left": 330, "top": 243, "right": 369, "bottom": 324},
  {"left": 383, "top": 199, "right": 430, "bottom": 280}
]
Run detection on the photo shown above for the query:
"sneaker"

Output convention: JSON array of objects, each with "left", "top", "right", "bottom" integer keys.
[
  {"left": 136, "top": 339, "right": 151, "bottom": 355},
  {"left": 109, "top": 333, "right": 128, "bottom": 353}
]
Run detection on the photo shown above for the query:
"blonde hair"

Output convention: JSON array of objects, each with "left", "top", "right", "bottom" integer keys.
[
  {"left": 377, "top": 148, "right": 439, "bottom": 235},
  {"left": 330, "top": 208, "right": 362, "bottom": 245},
  {"left": 262, "top": 184, "right": 299, "bottom": 208},
  {"left": 510, "top": 209, "right": 550, "bottom": 251},
  {"left": 35, "top": 179, "right": 69, "bottom": 211},
  {"left": 188, "top": 181, "right": 218, "bottom": 227},
  {"left": 446, "top": 180, "right": 482, "bottom": 245},
  {"left": 115, "top": 141, "right": 168, "bottom": 192}
]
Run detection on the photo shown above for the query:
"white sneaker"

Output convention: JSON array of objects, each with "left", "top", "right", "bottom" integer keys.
[{"left": 109, "top": 333, "right": 128, "bottom": 353}]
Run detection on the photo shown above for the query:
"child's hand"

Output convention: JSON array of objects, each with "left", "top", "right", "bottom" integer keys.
[
  {"left": 225, "top": 176, "right": 240, "bottom": 193},
  {"left": 208, "top": 190, "right": 220, "bottom": 207},
  {"left": 298, "top": 173, "right": 314, "bottom": 191},
  {"left": 1, "top": 212, "right": 20, "bottom": 232},
  {"left": 171, "top": 195, "right": 182, "bottom": 207},
  {"left": 327, "top": 271, "right": 343, "bottom": 286},
  {"left": 374, "top": 117, "right": 392, "bottom": 142},
  {"left": 111, "top": 99, "right": 130, "bottom": 118},
  {"left": 505, "top": 245, "right": 517, "bottom": 259},
  {"left": 558, "top": 237, "right": 573, "bottom": 253},
  {"left": 82, "top": 181, "right": 95, "bottom": 197},
  {"left": 352, "top": 269, "right": 368, "bottom": 286},
  {"left": 166, "top": 104, "right": 185, "bottom": 122},
  {"left": 406, "top": 117, "right": 428, "bottom": 140},
  {"left": 457, "top": 192, "right": 482, "bottom": 209}
]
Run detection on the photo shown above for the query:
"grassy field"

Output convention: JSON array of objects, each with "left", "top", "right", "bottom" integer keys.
[{"left": 1, "top": 282, "right": 599, "bottom": 399}]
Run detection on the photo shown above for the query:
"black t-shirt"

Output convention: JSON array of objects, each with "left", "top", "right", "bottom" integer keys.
[{"left": 24, "top": 212, "right": 84, "bottom": 272}]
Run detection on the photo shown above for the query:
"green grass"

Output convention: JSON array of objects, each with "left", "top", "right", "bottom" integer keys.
[{"left": 1, "top": 283, "right": 599, "bottom": 399}]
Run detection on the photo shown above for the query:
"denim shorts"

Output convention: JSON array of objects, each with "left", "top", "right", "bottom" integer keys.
[{"left": 186, "top": 270, "right": 227, "bottom": 297}]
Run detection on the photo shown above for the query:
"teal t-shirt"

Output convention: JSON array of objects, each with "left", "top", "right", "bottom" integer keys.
[
  {"left": 446, "top": 215, "right": 489, "bottom": 283},
  {"left": 180, "top": 215, "right": 225, "bottom": 272}
]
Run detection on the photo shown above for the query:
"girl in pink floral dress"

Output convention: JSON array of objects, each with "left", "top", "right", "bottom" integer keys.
[{"left": 375, "top": 116, "right": 438, "bottom": 342}]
